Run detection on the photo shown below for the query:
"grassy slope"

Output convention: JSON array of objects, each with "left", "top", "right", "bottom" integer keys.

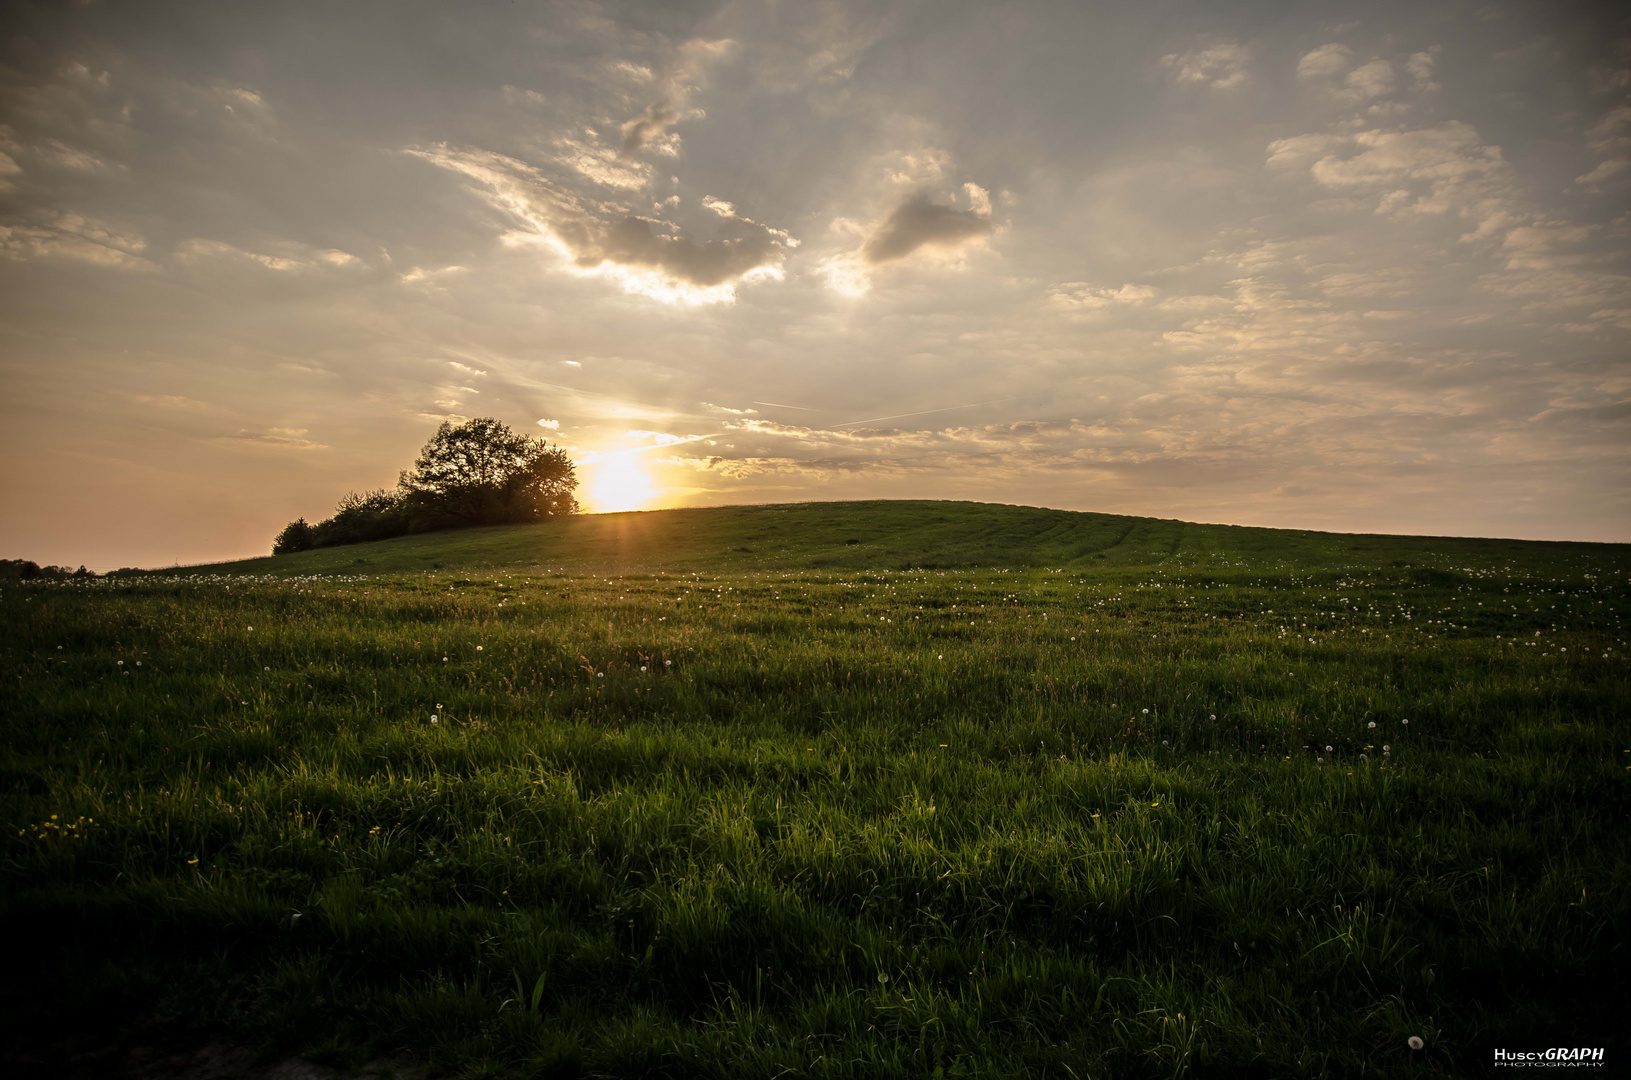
[
  {"left": 5, "top": 501, "right": 1629, "bottom": 1079},
  {"left": 192, "top": 500, "right": 1616, "bottom": 578}
]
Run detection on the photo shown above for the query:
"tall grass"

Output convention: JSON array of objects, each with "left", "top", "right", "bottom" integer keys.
[{"left": 3, "top": 503, "right": 1628, "bottom": 1077}]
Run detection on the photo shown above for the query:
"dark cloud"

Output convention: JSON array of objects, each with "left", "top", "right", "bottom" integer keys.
[
  {"left": 562, "top": 215, "right": 782, "bottom": 287},
  {"left": 620, "top": 105, "right": 678, "bottom": 155},
  {"left": 861, "top": 192, "right": 991, "bottom": 264}
]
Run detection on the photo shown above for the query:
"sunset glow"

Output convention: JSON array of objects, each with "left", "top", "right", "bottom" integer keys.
[{"left": 586, "top": 456, "right": 661, "bottom": 514}]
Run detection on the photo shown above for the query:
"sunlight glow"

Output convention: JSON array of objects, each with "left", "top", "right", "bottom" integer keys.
[{"left": 586, "top": 455, "right": 660, "bottom": 513}]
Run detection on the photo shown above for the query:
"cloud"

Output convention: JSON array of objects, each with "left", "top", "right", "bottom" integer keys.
[
  {"left": 409, "top": 144, "right": 793, "bottom": 300},
  {"left": 175, "top": 237, "right": 339, "bottom": 273},
  {"left": 1046, "top": 282, "right": 1156, "bottom": 319},
  {"left": 223, "top": 428, "right": 328, "bottom": 450},
  {"left": 860, "top": 191, "right": 992, "bottom": 264},
  {"left": 1405, "top": 48, "right": 1442, "bottom": 92},
  {"left": 1577, "top": 102, "right": 1631, "bottom": 191},
  {"left": 562, "top": 215, "right": 784, "bottom": 288},
  {"left": 0, "top": 212, "right": 156, "bottom": 270},
  {"left": 1161, "top": 43, "right": 1251, "bottom": 91},
  {"left": 619, "top": 104, "right": 679, "bottom": 154},
  {"left": 1337, "top": 60, "right": 1395, "bottom": 103},
  {"left": 1577, "top": 158, "right": 1629, "bottom": 189},
  {"left": 552, "top": 134, "right": 651, "bottom": 189},
  {"left": 537, "top": 418, "right": 559, "bottom": 429},
  {"left": 1268, "top": 122, "right": 1511, "bottom": 225},
  {"left": 1297, "top": 44, "right": 1353, "bottom": 80}
]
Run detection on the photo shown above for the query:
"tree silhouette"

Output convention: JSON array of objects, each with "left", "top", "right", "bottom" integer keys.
[
  {"left": 270, "top": 418, "right": 578, "bottom": 555},
  {"left": 399, "top": 418, "right": 578, "bottom": 525}
]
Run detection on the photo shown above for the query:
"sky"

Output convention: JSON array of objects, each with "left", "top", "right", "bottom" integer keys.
[{"left": 1, "top": 0, "right": 1628, "bottom": 569}]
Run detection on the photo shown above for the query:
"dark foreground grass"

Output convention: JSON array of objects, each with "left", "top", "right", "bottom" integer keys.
[{"left": 3, "top": 502, "right": 1628, "bottom": 1078}]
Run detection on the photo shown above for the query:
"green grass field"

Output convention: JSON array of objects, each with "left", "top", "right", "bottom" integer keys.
[{"left": 4, "top": 500, "right": 1627, "bottom": 1078}]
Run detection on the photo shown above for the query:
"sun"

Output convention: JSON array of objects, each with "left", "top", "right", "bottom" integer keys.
[{"left": 586, "top": 455, "right": 659, "bottom": 513}]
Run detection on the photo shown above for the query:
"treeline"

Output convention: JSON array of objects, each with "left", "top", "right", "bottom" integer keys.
[
  {"left": 274, "top": 418, "right": 578, "bottom": 555},
  {"left": 0, "top": 559, "right": 97, "bottom": 579}
]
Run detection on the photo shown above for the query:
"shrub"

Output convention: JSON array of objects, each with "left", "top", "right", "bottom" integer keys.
[{"left": 272, "top": 518, "right": 316, "bottom": 555}]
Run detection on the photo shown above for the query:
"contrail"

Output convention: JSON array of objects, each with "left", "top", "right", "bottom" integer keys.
[
  {"left": 751, "top": 400, "right": 824, "bottom": 412},
  {"left": 832, "top": 399, "right": 1011, "bottom": 428}
]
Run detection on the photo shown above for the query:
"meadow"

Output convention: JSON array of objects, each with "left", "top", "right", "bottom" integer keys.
[{"left": 3, "top": 501, "right": 1627, "bottom": 1078}]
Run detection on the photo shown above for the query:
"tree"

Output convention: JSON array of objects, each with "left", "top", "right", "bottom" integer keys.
[
  {"left": 398, "top": 418, "right": 578, "bottom": 526},
  {"left": 268, "top": 418, "right": 579, "bottom": 556},
  {"left": 272, "top": 517, "right": 315, "bottom": 554}
]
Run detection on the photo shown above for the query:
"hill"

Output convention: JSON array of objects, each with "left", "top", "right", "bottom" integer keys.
[{"left": 195, "top": 499, "right": 1623, "bottom": 578}]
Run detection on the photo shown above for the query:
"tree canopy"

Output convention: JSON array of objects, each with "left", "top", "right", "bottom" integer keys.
[
  {"left": 272, "top": 418, "right": 577, "bottom": 554},
  {"left": 400, "top": 418, "right": 577, "bottom": 525}
]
